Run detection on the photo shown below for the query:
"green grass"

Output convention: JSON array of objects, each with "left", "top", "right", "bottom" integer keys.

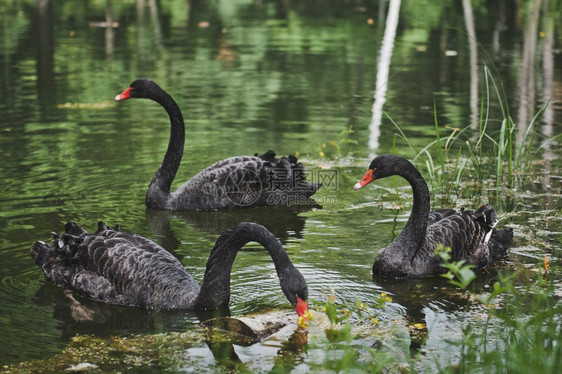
[
  {"left": 306, "top": 291, "right": 400, "bottom": 373},
  {"left": 301, "top": 260, "right": 561, "bottom": 373},
  {"left": 386, "top": 65, "right": 556, "bottom": 199},
  {"left": 451, "top": 265, "right": 562, "bottom": 374}
]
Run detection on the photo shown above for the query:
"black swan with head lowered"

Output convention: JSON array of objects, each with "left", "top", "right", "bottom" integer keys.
[
  {"left": 114, "top": 79, "right": 321, "bottom": 211},
  {"left": 30, "top": 222, "right": 308, "bottom": 316},
  {"left": 354, "top": 154, "right": 513, "bottom": 278}
]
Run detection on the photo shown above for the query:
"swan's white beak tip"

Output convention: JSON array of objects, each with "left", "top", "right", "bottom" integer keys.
[
  {"left": 353, "top": 182, "right": 363, "bottom": 190},
  {"left": 114, "top": 94, "right": 122, "bottom": 101}
]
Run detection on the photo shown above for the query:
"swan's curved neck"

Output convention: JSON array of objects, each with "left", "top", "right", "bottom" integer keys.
[
  {"left": 146, "top": 89, "right": 185, "bottom": 209},
  {"left": 396, "top": 162, "right": 430, "bottom": 255},
  {"left": 194, "top": 224, "right": 294, "bottom": 310}
]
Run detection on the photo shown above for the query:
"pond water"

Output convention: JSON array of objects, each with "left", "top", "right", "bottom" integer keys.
[{"left": 0, "top": 0, "right": 561, "bottom": 371}]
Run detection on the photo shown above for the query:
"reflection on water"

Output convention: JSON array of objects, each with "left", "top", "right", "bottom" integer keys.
[
  {"left": 375, "top": 268, "right": 501, "bottom": 353},
  {"left": 146, "top": 205, "right": 316, "bottom": 248},
  {"left": 517, "top": 0, "right": 543, "bottom": 143},
  {"left": 540, "top": 0, "right": 555, "bottom": 190},
  {"left": 368, "top": 0, "right": 400, "bottom": 154},
  {"left": 35, "top": 0, "right": 55, "bottom": 117},
  {"left": 461, "top": 0, "right": 478, "bottom": 129},
  {"left": 31, "top": 284, "right": 208, "bottom": 336},
  {"left": 0, "top": 0, "right": 560, "bottom": 369}
]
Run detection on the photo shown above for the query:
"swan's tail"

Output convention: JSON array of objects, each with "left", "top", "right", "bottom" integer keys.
[
  {"left": 257, "top": 150, "right": 322, "bottom": 198},
  {"left": 472, "top": 205, "right": 513, "bottom": 261},
  {"left": 473, "top": 204, "right": 497, "bottom": 232},
  {"left": 489, "top": 227, "right": 514, "bottom": 261},
  {"left": 30, "top": 222, "right": 89, "bottom": 286},
  {"left": 30, "top": 240, "right": 56, "bottom": 272},
  {"left": 30, "top": 240, "right": 73, "bottom": 287}
]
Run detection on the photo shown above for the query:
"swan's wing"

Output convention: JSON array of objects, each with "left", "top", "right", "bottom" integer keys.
[
  {"left": 427, "top": 209, "right": 458, "bottom": 225},
  {"left": 257, "top": 150, "right": 321, "bottom": 197},
  {"left": 171, "top": 151, "right": 321, "bottom": 210},
  {"left": 172, "top": 155, "right": 265, "bottom": 210},
  {"left": 31, "top": 222, "right": 199, "bottom": 309},
  {"left": 423, "top": 207, "right": 497, "bottom": 266}
]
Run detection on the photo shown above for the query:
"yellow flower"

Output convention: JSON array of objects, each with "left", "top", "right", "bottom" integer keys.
[
  {"left": 380, "top": 292, "right": 392, "bottom": 302},
  {"left": 297, "top": 310, "right": 314, "bottom": 328}
]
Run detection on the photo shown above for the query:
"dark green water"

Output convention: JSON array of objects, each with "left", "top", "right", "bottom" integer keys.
[{"left": 1, "top": 0, "right": 560, "bottom": 371}]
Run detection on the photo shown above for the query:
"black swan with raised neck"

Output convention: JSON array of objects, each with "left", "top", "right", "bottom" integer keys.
[
  {"left": 354, "top": 154, "right": 513, "bottom": 278},
  {"left": 114, "top": 79, "right": 321, "bottom": 211},
  {"left": 30, "top": 222, "right": 308, "bottom": 316}
]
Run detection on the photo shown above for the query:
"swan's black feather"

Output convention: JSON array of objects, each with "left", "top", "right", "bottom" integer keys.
[
  {"left": 423, "top": 208, "right": 491, "bottom": 264},
  {"left": 169, "top": 151, "right": 320, "bottom": 211},
  {"left": 31, "top": 222, "right": 200, "bottom": 309},
  {"left": 30, "top": 222, "right": 308, "bottom": 312},
  {"left": 427, "top": 209, "right": 458, "bottom": 225}
]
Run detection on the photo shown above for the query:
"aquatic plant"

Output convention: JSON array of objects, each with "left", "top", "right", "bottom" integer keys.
[
  {"left": 452, "top": 263, "right": 562, "bottom": 374},
  {"left": 426, "top": 240, "right": 561, "bottom": 373},
  {"left": 435, "top": 244, "right": 476, "bottom": 290},
  {"left": 316, "top": 124, "right": 358, "bottom": 160},
  {"left": 307, "top": 290, "right": 400, "bottom": 373},
  {"left": 387, "top": 66, "right": 555, "bottom": 198}
]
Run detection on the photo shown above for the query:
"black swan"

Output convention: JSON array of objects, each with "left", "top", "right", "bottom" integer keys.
[
  {"left": 30, "top": 222, "right": 308, "bottom": 317},
  {"left": 114, "top": 79, "right": 321, "bottom": 211},
  {"left": 354, "top": 154, "right": 513, "bottom": 278}
]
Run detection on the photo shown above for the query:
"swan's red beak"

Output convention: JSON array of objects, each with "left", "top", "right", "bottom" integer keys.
[
  {"left": 114, "top": 87, "right": 133, "bottom": 101},
  {"left": 354, "top": 169, "right": 374, "bottom": 190},
  {"left": 295, "top": 296, "right": 308, "bottom": 318}
]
